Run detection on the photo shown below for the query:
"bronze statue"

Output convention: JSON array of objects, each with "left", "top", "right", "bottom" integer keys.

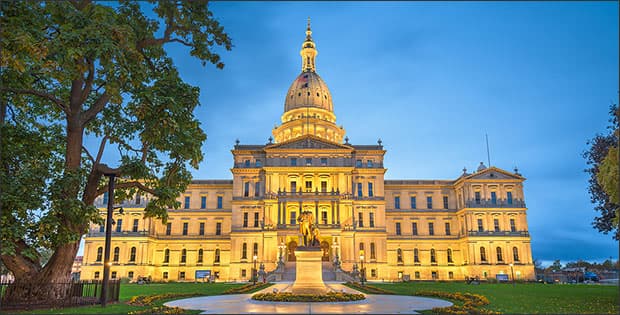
[{"left": 297, "top": 211, "right": 318, "bottom": 247}]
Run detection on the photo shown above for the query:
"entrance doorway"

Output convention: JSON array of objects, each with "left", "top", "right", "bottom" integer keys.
[
  {"left": 287, "top": 241, "right": 297, "bottom": 261},
  {"left": 320, "top": 241, "right": 330, "bottom": 261}
]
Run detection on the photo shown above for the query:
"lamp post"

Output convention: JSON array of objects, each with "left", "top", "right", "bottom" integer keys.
[
  {"left": 509, "top": 263, "right": 515, "bottom": 287},
  {"left": 253, "top": 255, "right": 258, "bottom": 285},
  {"left": 360, "top": 253, "right": 365, "bottom": 286},
  {"left": 101, "top": 174, "right": 115, "bottom": 307}
]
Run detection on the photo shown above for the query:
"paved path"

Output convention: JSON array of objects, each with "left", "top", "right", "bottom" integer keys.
[{"left": 165, "top": 282, "right": 452, "bottom": 314}]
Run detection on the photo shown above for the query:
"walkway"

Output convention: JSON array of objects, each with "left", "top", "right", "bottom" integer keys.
[{"left": 165, "top": 282, "right": 452, "bottom": 314}]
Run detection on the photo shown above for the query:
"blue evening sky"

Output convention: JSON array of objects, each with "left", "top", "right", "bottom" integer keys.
[{"left": 86, "top": 2, "right": 619, "bottom": 265}]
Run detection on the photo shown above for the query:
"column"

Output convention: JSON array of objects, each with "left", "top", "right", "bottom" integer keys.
[
  {"left": 277, "top": 202, "right": 281, "bottom": 225},
  {"left": 336, "top": 201, "right": 340, "bottom": 224},
  {"left": 315, "top": 201, "right": 319, "bottom": 225},
  {"left": 283, "top": 201, "right": 287, "bottom": 225},
  {"left": 331, "top": 201, "right": 335, "bottom": 225}
]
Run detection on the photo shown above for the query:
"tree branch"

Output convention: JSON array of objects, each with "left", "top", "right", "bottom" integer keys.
[
  {"left": 96, "top": 180, "right": 157, "bottom": 197},
  {"left": 82, "top": 145, "right": 95, "bottom": 164},
  {"left": 81, "top": 92, "right": 110, "bottom": 126},
  {"left": 0, "top": 87, "right": 69, "bottom": 115},
  {"left": 95, "top": 135, "right": 108, "bottom": 165},
  {"left": 81, "top": 59, "right": 95, "bottom": 104}
]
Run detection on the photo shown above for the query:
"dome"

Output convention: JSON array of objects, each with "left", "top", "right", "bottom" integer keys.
[{"left": 284, "top": 71, "right": 333, "bottom": 112}]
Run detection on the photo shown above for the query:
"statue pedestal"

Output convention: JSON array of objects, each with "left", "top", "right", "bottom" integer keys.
[{"left": 291, "top": 247, "right": 328, "bottom": 294}]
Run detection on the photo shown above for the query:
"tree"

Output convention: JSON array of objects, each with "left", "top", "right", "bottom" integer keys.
[
  {"left": 0, "top": 0, "right": 231, "bottom": 303},
  {"left": 584, "top": 104, "right": 619, "bottom": 240}
]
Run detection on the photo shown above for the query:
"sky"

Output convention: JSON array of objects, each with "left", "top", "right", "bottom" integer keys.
[{"left": 87, "top": 1, "right": 619, "bottom": 265}]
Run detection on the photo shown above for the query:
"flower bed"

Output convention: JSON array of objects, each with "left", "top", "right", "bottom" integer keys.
[
  {"left": 345, "top": 282, "right": 395, "bottom": 294},
  {"left": 223, "top": 282, "right": 272, "bottom": 294},
  {"left": 415, "top": 290, "right": 499, "bottom": 315},
  {"left": 127, "top": 293, "right": 201, "bottom": 314},
  {"left": 252, "top": 291, "right": 366, "bottom": 302}
]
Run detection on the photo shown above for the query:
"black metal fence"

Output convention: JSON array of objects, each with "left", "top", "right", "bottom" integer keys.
[{"left": 0, "top": 279, "right": 120, "bottom": 310}]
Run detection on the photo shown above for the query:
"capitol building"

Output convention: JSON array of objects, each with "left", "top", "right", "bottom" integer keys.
[{"left": 81, "top": 22, "right": 535, "bottom": 282}]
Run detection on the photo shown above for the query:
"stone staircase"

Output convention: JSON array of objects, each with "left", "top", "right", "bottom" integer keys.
[{"left": 266, "top": 260, "right": 358, "bottom": 283}]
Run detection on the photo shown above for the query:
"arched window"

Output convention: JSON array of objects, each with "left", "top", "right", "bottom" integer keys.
[
  {"left": 113, "top": 247, "right": 120, "bottom": 262},
  {"left": 180, "top": 249, "right": 187, "bottom": 263},
  {"left": 447, "top": 248, "right": 453, "bottom": 263},
  {"left": 164, "top": 249, "right": 170, "bottom": 263},
  {"left": 513, "top": 247, "right": 519, "bottom": 262},
  {"left": 414, "top": 248, "right": 419, "bottom": 263},
  {"left": 198, "top": 249, "right": 203, "bottom": 263},
  {"left": 242, "top": 243, "right": 247, "bottom": 259},
  {"left": 96, "top": 247, "right": 103, "bottom": 262},
  {"left": 129, "top": 247, "right": 136, "bottom": 262},
  {"left": 430, "top": 248, "right": 436, "bottom": 263},
  {"left": 214, "top": 249, "right": 220, "bottom": 263},
  {"left": 496, "top": 247, "right": 503, "bottom": 262},
  {"left": 480, "top": 247, "right": 487, "bottom": 262},
  {"left": 397, "top": 248, "right": 403, "bottom": 263}
]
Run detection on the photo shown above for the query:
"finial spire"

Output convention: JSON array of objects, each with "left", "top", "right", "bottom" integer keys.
[{"left": 300, "top": 17, "right": 317, "bottom": 72}]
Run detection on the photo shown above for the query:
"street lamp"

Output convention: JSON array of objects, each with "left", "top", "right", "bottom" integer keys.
[
  {"left": 360, "top": 253, "right": 365, "bottom": 286},
  {"left": 253, "top": 255, "right": 258, "bottom": 285},
  {"left": 509, "top": 263, "right": 515, "bottom": 287},
  {"left": 101, "top": 174, "right": 115, "bottom": 307}
]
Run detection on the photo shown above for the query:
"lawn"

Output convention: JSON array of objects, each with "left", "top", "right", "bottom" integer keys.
[{"left": 363, "top": 281, "right": 620, "bottom": 314}]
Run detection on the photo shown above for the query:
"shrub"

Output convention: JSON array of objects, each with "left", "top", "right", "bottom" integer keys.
[
  {"left": 345, "top": 282, "right": 395, "bottom": 294},
  {"left": 127, "top": 292, "right": 202, "bottom": 314},
  {"left": 251, "top": 292, "right": 365, "bottom": 302},
  {"left": 223, "top": 282, "right": 272, "bottom": 294},
  {"left": 416, "top": 290, "right": 500, "bottom": 315}
]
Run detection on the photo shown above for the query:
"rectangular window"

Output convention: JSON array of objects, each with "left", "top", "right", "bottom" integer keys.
[
  {"left": 182, "top": 222, "right": 188, "bottom": 235},
  {"left": 394, "top": 196, "right": 400, "bottom": 209},
  {"left": 432, "top": 271, "right": 438, "bottom": 280},
  {"left": 322, "top": 211, "right": 328, "bottom": 224},
  {"left": 412, "top": 222, "right": 418, "bottom": 235},
  {"left": 395, "top": 222, "right": 401, "bottom": 235},
  {"left": 445, "top": 222, "right": 451, "bottom": 235},
  {"left": 111, "top": 271, "right": 117, "bottom": 279},
  {"left": 94, "top": 271, "right": 100, "bottom": 279},
  {"left": 370, "top": 243, "right": 376, "bottom": 259},
  {"left": 215, "top": 222, "right": 222, "bottom": 235},
  {"left": 368, "top": 183, "right": 373, "bottom": 197},
  {"left": 290, "top": 211, "right": 296, "bottom": 225},
  {"left": 427, "top": 196, "right": 433, "bottom": 209},
  {"left": 241, "top": 269, "right": 247, "bottom": 278},
  {"left": 244, "top": 159, "right": 250, "bottom": 167},
  {"left": 305, "top": 181, "right": 312, "bottom": 192},
  {"left": 507, "top": 191, "right": 513, "bottom": 204},
  {"left": 128, "top": 271, "right": 134, "bottom": 279},
  {"left": 356, "top": 159, "right": 362, "bottom": 167},
  {"left": 291, "top": 158, "right": 297, "bottom": 166},
  {"left": 254, "top": 212, "right": 259, "bottom": 227},
  {"left": 494, "top": 218, "right": 500, "bottom": 232},
  {"left": 491, "top": 191, "right": 497, "bottom": 204},
  {"left": 166, "top": 222, "right": 172, "bottom": 235},
  {"left": 217, "top": 196, "right": 223, "bottom": 209},
  {"left": 321, "top": 158, "right": 328, "bottom": 166},
  {"left": 510, "top": 218, "right": 516, "bottom": 232},
  {"left": 184, "top": 196, "right": 190, "bottom": 209},
  {"left": 290, "top": 181, "right": 297, "bottom": 193},
  {"left": 133, "top": 219, "right": 139, "bottom": 232},
  {"left": 243, "top": 212, "right": 248, "bottom": 228},
  {"left": 115, "top": 219, "right": 122, "bottom": 233},
  {"left": 371, "top": 269, "right": 377, "bottom": 277},
  {"left": 199, "top": 222, "right": 205, "bottom": 236},
  {"left": 244, "top": 182, "right": 250, "bottom": 197},
  {"left": 477, "top": 219, "right": 484, "bottom": 232},
  {"left": 367, "top": 160, "right": 373, "bottom": 167},
  {"left": 428, "top": 222, "right": 434, "bottom": 236},
  {"left": 414, "top": 271, "right": 420, "bottom": 279},
  {"left": 135, "top": 193, "right": 141, "bottom": 205},
  {"left": 411, "top": 196, "right": 417, "bottom": 209},
  {"left": 449, "top": 271, "right": 454, "bottom": 279},
  {"left": 475, "top": 191, "right": 481, "bottom": 204},
  {"left": 321, "top": 181, "right": 327, "bottom": 192},
  {"left": 414, "top": 248, "right": 420, "bottom": 262},
  {"left": 201, "top": 196, "right": 207, "bottom": 209},
  {"left": 357, "top": 183, "right": 363, "bottom": 197},
  {"left": 179, "top": 271, "right": 185, "bottom": 280},
  {"left": 255, "top": 160, "right": 262, "bottom": 167},
  {"left": 163, "top": 271, "right": 168, "bottom": 279},
  {"left": 305, "top": 158, "right": 312, "bottom": 166},
  {"left": 443, "top": 196, "right": 449, "bottom": 209},
  {"left": 99, "top": 225, "right": 105, "bottom": 233},
  {"left": 369, "top": 212, "right": 375, "bottom": 227},
  {"left": 253, "top": 242, "right": 258, "bottom": 256},
  {"left": 358, "top": 212, "right": 364, "bottom": 228},
  {"left": 255, "top": 182, "right": 261, "bottom": 197}
]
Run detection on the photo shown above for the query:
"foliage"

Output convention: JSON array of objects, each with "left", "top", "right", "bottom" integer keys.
[
  {"left": 584, "top": 104, "right": 619, "bottom": 240},
  {"left": 251, "top": 291, "right": 366, "bottom": 302},
  {"left": 222, "top": 282, "right": 272, "bottom": 294},
  {"left": 127, "top": 292, "right": 200, "bottom": 314},
  {"left": 0, "top": 0, "right": 232, "bottom": 290},
  {"left": 344, "top": 281, "right": 395, "bottom": 294},
  {"left": 415, "top": 290, "right": 499, "bottom": 315}
]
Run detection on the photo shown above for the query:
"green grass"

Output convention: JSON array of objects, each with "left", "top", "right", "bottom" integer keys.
[
  {"left": 364, "top": 282, "right": 619, "bottom": 314},
  {"left": 22, "top": 282, "right": 245, "bottom": 314}
]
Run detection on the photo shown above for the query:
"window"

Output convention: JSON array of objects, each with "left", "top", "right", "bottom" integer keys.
[
  {"left": 356, "top": 159, "right": 362, "bottom": 167},
  {"left": 113, "top": 247, "right": 120, "bottom": 262},
  {"left": 448, "top": 271, "right": 454, "bottom": 279},
  {"left": 201, "top": 196, "right": 207, "bottom": 209},
  {"left": 496, "top": 247, "right": 503, "bottom": 262},
  {"left": 132, "top": 219, "right": 139, "bottom": 232},
  {"left": 447, "top": 248, "right": 453, "bottom": 263},
  {"left": 357, "top": 183, "right": 363, "bottom": 197},
  {"left": 321, "top": 181, "right": 327, "bottom": 192},
  {"left": 370, "top": 243, "right": 376, "bottom": 259},
  {"left": 394, "top": 196, "right": 400, "bottom": 209},
  {"left": 443, "top": 196, "right": 449, "bottom": 209},
  {"left": 513, "top": 247, "right": 519, "bottom": 261},
  {"left": 197, "top": 249, "right": 203, "bottom": 263},
  {"left": 214, "top": 249, "right": 221, "bottom": 263},
  {"left": 180, "top": 249, "right": 187, "bottom": 263},
  {"left": 163, "top": 249, "right": 170, "bottom": 263},
  {"left": 321, "top": 158, "right": 328, "bottom": 166},
  {"left": 254, "top": 212, "right": 259, "bottom": 228},
  {"left": 412, "top": 222, "right": 418, "bottom": 235},
  {"left": 128, "top": 271, "right": 134, "bottom": 279},
  {"left": 242, "top": 243, "right": 247, "bottom": 259},
  {"left": 94, "top": 271, "right": 100, "bottom": 279},
  {"left": 182, "top": 222, "right": 188, "bottom": 235},
  {"left": 290, "top": 181, "right": 297, "bottom": 193},
  {"left": 414, "top": 271, "right": 420, "bottom": 279},
  {"left": 165, "top": 223, "right": 172, "bottom": 235},
  {"left": 305, "top": 181, "right": 312, "bottom": 192},
  {"left": 368, "top": 183, "right": 374, "bottom": 197},
  {"left": 115, "top": 219, "right": 122, "bottom": 233},
  {"left": 494, "top": 218, "right": 500, "bottom": 232},
  {"left": 305, "top": 158, "right": 312, "bottom": 166},
  {"left": 411, "top": 196, "right": 417, "bottom": 209},
  {"left": 199, "top": 222, "right": 205, "bottom": 236},
  {"left": 163, "top": 271, "right": 168, "bottom": 279},
  {"left": 244, "top": 159, "right": 250, "bottom": 167},
  {"left": 475, "top": 191, "right": 481, "bottom": 204},
  {"left": 255, "top": 160, "right": 262, "bottom": 167},
  {"left": 244, "top": 182, "right": 250, "bottom": 197},
  {"left": 216, "top": 222, "right": 222, "bottom": 235},
  {"left": 96, "top": 247, "right": 103, "bottom": 262},
  {"left": 255, "top": 182, "right": 260, "bottom": 197},
  {"left": 135, "top": 193, "right": 141, "bottom": 205},
  {"left": 397, "top": 248, "right": 403, "bottom": 263},
  {"left": 477, "top": 219, "right": 484, "bottom": 232},
  {"left": 291, "top": 158, "right": 297, "bottom": 166},
  {"left": 102, "top": 192, "right": 108, "bottom": 205},
  {"left": 507, "top": 191, "right": 513, "bottom": 204},
  {"left": 427, "top": 196, "right": 433, "bottom": 209},
  {"left": 445, "top": 222, "right": 451, "bottom": 235},
  {"left": 367, "top": 160, "right": 373, "bottom": 167},
  {"left": 414, "top": 248, "right": 419, "bottom": 263},
  {"left": 358, "top": 212, "right": 364, "bottom": 227},
  {"left": 369, "top": 212, "right": 375, "bottom": 227},
  {"left": 217, "top": 196, "right": 223, "bottom": 209},
  {"left": 290, "top": 211, "right": 297, "bottom": 225},
  {"left": 253, "top": 242, "right": 259, "bottom": 256},
  {"left": 432, "top": 271, "right": 438, "bottom": 279},
  {"left": 430, "top": 249, "right": 436, "bottom": 263},
  {"left": 428, "top": 222, "right": 434, "bottom": 236},
  {"left": 480, "top": 247, "right": 487, "bottom": 262},
  {"left": 129, "top": 247, "right": 136, "bottom": 262},
  {"left": 243, "top": 212, "right": 248, "bottom": 228},
  {"left": 179, "top": 271, "right": 185, "bottom": 280},
  {"left": 184, "top": 196, "right": 190, "bottom": 209},
  {"left": 395, "top": 222, "right": 401, "bottom": 235},
  {"left": 111, "top": 271, "right": 117, "bottom": 279},
  {"left": 99, "top": 224, "right": 104, "bottom": 233},
  {"left": 322, "top": 211, "right": 327, "bottom": 224},
  {"left": 491, "top": 191, "right": 497, "bottom": 204},
  {"left": 241, "top": 269, "right": 247, "bottom": 278},
  {"left": 359, "top": 242, "right": 364, "bottom": 252},
  {"left": 371, "top": 269, "right": 377, "bottom": 277},
  {"left": 510, "top": 218, "right": 516, "bottom": 232}
]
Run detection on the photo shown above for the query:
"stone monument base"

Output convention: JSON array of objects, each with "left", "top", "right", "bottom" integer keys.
[{"left": 291, "top": 247, "right": 328, "bottom": 294}]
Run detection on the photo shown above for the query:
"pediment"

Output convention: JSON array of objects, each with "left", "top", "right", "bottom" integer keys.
[
  {"left": 266, "top": 135, "right": 352, "bottom": 150},
  {"left": 465, "top": 167, "right": 524, "bottom": 180}
]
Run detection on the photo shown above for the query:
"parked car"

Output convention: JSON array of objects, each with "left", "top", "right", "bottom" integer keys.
[{"left": 584, "top": 271, "right": 599, "bottom": 282}]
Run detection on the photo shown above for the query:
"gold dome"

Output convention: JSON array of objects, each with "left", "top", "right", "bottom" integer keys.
[{"left": 284, "top": 71, "right": 333, "bottom": 112}]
